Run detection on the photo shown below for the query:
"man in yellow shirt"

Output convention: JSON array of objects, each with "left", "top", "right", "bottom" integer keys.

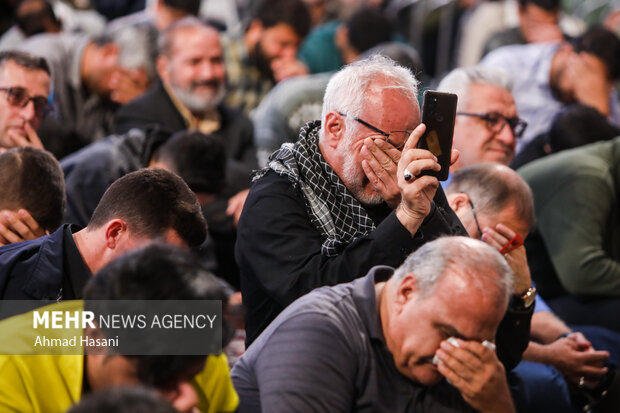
[{"left": 0, "top": 244, "right": 238, "bottom": 413}]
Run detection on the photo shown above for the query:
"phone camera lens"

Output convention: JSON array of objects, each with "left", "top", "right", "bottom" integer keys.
[{"left": 436, "top": 114, "right": 444, "bottom": 122}]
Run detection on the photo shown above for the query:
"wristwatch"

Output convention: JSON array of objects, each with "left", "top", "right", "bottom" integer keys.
[{"left": 511, "top": 286, "right": 536, "bottom": 311}]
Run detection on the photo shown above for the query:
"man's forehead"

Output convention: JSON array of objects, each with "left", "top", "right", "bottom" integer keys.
[
  {"left": 0, "top": 61, "right": 50, "bottom": 92},
  {"left": 171, "top": 27, "right": 221, "bottom": 55},
  {"left": 467, "top": 83, "right": 516, "bottom": 114}
]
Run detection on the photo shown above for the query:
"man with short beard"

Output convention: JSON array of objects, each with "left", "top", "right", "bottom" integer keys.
[
  {"left": 237, "top": 56, "right": 534, "bottom": 370},
  {"left": 114, "top": 17, "right": 256, "bottom": 285},
  {"left": 222, "top": 0, "right": 312, "bottom": 114}
]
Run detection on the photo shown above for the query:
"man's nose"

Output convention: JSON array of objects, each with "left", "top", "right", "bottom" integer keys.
[
  {"left": 19, "top": 100, "right": 37, "bottom": 121},
  {"left": 197, "top": 62, "right": 217, "bottom": 80},
  {"left": 495, "top": 122, "right": 517, "bottom": 147},
  {"left": 280, "top": 45, "right": 297, "bottom": 59}
]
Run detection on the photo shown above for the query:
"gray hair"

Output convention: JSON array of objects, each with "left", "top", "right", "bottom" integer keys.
[
  {"left": 446, "top": 163, "right": 535, "bottom": 232},
  {"left": 437, "top": 66, "right": 512, "bottom": 111},
  {"left": 321, "top": 55, "right": 419, "bottom": 137},
  {"left": 105, "top": 22, "right": 158, "bottom": 83},
  {"left": 392, "top": 236, "right": 513, "bottom": 304},
  {"left": 158, "top": 17, "right": 217, "bottom": 58}
]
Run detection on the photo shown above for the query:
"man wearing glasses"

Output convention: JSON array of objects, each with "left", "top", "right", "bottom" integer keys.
[
  {"left": 436, "top": 65, "right": 526, "bottom": 181},
  {"left": 237, "top": 56, "right": 533, "bottom": 375},
  {"left": 0, "top": 50, "right": 51, "bottom": 152}
]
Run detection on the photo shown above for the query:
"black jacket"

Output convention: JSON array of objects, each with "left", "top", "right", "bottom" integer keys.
[{"left": 0, "top": 224, "right": 90, "bottom": 301}]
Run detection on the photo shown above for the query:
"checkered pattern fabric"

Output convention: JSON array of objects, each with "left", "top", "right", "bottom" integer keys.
[{"left": 254, "top": 121, "right": 376, "bottom": 256}]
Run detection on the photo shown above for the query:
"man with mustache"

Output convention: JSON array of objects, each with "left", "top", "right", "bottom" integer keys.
[
  {"left": 222, "top": 0, "right": 312, "bottom": 114},
  {"left": 0, "top": 50, "right": 49, "bottom": 152},
  {"left": 115, "top": 17, "right": 257, "bottom": 285},
  {"left": 232, "top": 237, "right": 517, "bottom": 412},
  {"left": 435, "top": 66, "right": 526, "bottom": 185}
]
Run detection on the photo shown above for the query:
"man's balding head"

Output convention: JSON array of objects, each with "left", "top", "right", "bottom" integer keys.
[
  {"left": 382, "top": 236, "right": 512, "bottom": 385},
  {"left": 446, "top": 163, "right": 534, "bottom": 240}
]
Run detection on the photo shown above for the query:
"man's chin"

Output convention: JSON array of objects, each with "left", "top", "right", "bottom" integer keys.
[
  {"left": 400, "top": 365, "right": 443, "bottom": 386},
  {"left": 484, "top": 151, "right": 512, "bottom": 166}
]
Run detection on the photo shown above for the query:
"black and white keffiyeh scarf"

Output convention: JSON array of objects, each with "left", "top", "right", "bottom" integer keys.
[{"left": 253, "top": 120, "right": 376, "bottom": 256}]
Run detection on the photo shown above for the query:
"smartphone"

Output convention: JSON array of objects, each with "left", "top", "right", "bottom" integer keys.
[{"left": 416, "top": 90, "right": 457, "bottom": 181}]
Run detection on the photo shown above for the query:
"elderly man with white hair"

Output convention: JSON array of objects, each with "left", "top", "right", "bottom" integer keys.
[{"left": 236, "top": 56, "right": 534, "bottom": 371}]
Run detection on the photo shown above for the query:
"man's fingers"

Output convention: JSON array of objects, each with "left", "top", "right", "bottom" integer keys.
[
  {"left": 2, "top": 211, "right": 32, "bottom": 238},
  {"left": 7, "top": 131, "right": 30, "bottom": 148},
  {"left": 16, "top": 209, "right": 45, "bottom": 238},
  {"left": 373, "top": 138, "right": 402, "bottom": 162},
  {"left": 0, "top": 233, "right": 10, "bottom": 245},
  {"left": 23, "top": 122, "right": 44, "bottom": 149},
  {"left": 403, "top": 123, "right": 426, "bottom": 151},
  {"left": 0, "top": 222, "right": 22, "bottom": 244},
  {"left": 361, "top": 139, "right": 396, "bottom": 175},
  {"left": 450, "top": 149, "right": 459, "bottom": 166},
  {"left": 402, "top": 159, "right": 441, "bottom": 179},
  {"left": 361, "top": 159, "right": 386, "bottom": 191},
  {"left": 481, "top": 227, "right": 509, "bottom": 248}
]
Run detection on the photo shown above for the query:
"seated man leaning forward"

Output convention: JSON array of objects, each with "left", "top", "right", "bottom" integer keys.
[
  {"left": 237, "top": 55, "right": 468, "bottom": 345},
  {"left": 0, "top": 147, "right": 65, "bottom": 245},
  {"left": 0, "top": 168, "right": 207, "bottom": 300},
  {"left": 232, "top": 236, "right": 516, "bottom": 412}
]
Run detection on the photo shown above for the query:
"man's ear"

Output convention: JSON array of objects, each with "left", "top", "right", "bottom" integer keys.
[
  {"left": 104, "top": 219, "right": 129, "bottom": 249},
  {"left": 156, "top": 55, "right": 170, "bottom": 83},
  {"left": 323, "top": 111, "right": 346, "bottom": 148},
  {"left": 394, "top": 274, "right": 419, "bottom": 307},
  {"left": 447, "top": 192, "right": 470, "bottom": 213}
]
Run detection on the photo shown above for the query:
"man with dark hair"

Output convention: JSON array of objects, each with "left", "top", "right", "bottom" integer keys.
[
  {"left": 67, "top": 387, "right": 177, "bottom": 413},
  {"left": 0, "top": 0, "right": 62, "bottom": 51},
  {"left": 0, "top": 243, "right": 238, "bottom": 412},
  {"left": 0, "top": 168, "right": 207, "bottom": 300},
  {"left": 0, "top": 147, "right": 65, "bottom": 245},
  {"left": 61, "top": 128, "right": 226, "bottom": 228},
  {"left": 222, "top": 0, "right": 312, "bottom": 113},
  {"left": 18, "top": 22, "right": 157, "bottom": 156},
  {"left": 297, "top": 5, "right": 394, "bottom": 75},
  {"left": 0, "top": 49, "right": 50, "bottom": 151},
  {"left": 233, "top": 237, "right": 517, "bottom": 412},
  {"left": 481, "top": 25, "right": 620, "bottom": 150},
  {"left": 482, "top": 0, "right": 565, "bottom": 56}
]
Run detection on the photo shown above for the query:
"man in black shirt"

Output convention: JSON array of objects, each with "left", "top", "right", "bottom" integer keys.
[{"left": 237, "top": 55, "right": 464, "bottom": 345}]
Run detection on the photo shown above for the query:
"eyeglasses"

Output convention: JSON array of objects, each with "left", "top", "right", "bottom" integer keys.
[
  {"left": 468, "top": 198, "right": 483, "bottom": 239},
  {"left": 457, "top": 112, "right": 527, "bottom": 138},
  {"left": 338, "top": 112, "right": 412, "bottom": 150},
  {"left": 0, "top": 86, "right": 52, "bottom": 118}
]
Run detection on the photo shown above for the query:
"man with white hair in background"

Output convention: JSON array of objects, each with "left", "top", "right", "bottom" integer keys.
[{"left": 436, "top": 65, "right": 527, "bottom": 184}]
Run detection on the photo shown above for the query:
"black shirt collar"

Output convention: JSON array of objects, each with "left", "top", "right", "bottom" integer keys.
[{"left": 61, "top": 224, "right": 91, "bottom": 300}]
